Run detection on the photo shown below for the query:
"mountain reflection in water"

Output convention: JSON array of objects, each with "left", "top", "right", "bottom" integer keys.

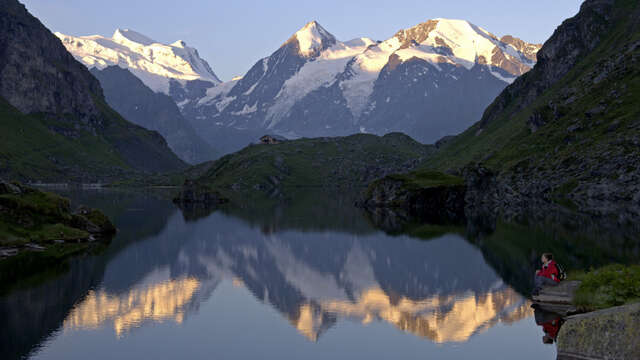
[
  {"left": 53, "top": 201, "right": 531, "bottom": 345},
  {"left": 317, "top": 287, "right": 530, "bottom": 343},
  {"left": 63, "top": 277, "right": 201, "bottom": 337},
  {"left": 3, "top": 189, "right": 600, "bottom": 360}
]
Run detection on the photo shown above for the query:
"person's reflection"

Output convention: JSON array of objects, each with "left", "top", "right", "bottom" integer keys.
[{"left": 534, "top": 308, "right": 563, "bottom": 344}]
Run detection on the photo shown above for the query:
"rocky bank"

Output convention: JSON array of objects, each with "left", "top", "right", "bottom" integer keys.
[{"left": 557, "top": 302, "right": 640, "bottom": 360}]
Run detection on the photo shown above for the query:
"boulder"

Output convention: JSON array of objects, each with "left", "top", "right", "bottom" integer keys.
[
  {"left": 557, "top": 302, "right": 640, "bottom": 360},
  {"left": 72, "top": 206, "right": 117, "bottom": 234},
  {"left": 357, "top": 171, "right": 466, "bottom": 223},
  {"left": 533, "top": 280, "right": 581, "bottom": 315},
  {"left": 0, "top": 180, "right": 22, "bottom": 195}
]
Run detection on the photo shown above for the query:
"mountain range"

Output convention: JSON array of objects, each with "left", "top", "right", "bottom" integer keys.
[
  {"left": 175, "top": 0, "right": 640, "bottom": 223},
  {"left": 55, "top": 29, "right": 221, "bottom": 94},
  {"left": 58, "top": 20, "right": 541, "bottom": 155}
]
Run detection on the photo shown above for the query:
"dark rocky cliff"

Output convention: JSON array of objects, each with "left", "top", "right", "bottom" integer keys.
[
  {"left": 477, "top": 0, "right": 617, "bottom": 130},
  {"left": 0, "top": 0, "right": 186, "bottom": 180},
  {"left": 426, "top": 0, "right": 640, "bottom": 222},
  {"left": 0, "top": 0, "right": 102, "bottom": 119}
]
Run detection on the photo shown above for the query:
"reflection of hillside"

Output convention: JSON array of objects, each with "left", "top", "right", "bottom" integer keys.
[
  {"left": 64, "top": 277, "right": 201, "bottom": 337},
  {"left": 55, "top": 188, "right": 178, "bottom": 255},
  {"left": 186, "top": 189, "right": 376, "bottom": 235},
  {"left": 469, "top": 219, "right": 640, "bottom": 295},
  {"left": 362, "top": 202, "right": 640, "bottom": 297},
  {"left": 0, "top": 190, "right": 178, "bottom": 360},
  {"left": 0, "top": 256, "right": 107, "bottom": 360}
]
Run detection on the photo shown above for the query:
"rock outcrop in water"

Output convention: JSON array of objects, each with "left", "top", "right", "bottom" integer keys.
[
  {"left": 357, "top": 170, "right": 466, "bottom": 224},
  {"left": 0, "top": 181, "right": 115, "bottom": 254}
]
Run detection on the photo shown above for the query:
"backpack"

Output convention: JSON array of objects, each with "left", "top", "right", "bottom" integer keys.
[{"left": 555, "top": 262, "right": 567, "bottom": 281}]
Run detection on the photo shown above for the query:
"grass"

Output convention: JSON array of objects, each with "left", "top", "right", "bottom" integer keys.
[
  {"left": 0, "top": 184, "right": 114, "bottom": 246},
  {"left": 361, "top": 169, "right": 464, "bottom": 209},
  {"left": 572, "top": 264, "right": 640, "bottom": 311},
  {"left": 188, "top": 133, "right": 435, "bottom": 193},
  {"left": 0, "top": 97, "right": 128, "bottom": 181},
  {"left": 0, "top": 187, "right": 88, "bottom": 246},
  {"left": 423, "top": 0, "right": 640, "bottom": 184},
  {"left": 386, "top": 170, "right": 464, "bottom": 190},
  {"left": 0, "top": 184, "right": 116, "bottom": 293},
  {"left": 0, "top": 93, "right": 185, "bottom": 183}
]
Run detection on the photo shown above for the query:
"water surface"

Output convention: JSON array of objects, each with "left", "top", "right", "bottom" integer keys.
[{"left": 5, "top": 189, "right": 636, "bottom": 360}]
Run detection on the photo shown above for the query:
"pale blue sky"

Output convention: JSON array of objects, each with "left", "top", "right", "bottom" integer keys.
[{"left": 22, "top": 0, "right": 583, "bottom": 81}]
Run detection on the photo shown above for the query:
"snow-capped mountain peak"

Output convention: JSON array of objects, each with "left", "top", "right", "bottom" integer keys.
[
  {"left": 291, "top": 21, "right": 337, "bottom": 57},
  {"left": 112, "top": 28, "right": 156, "bottom": 46},
  {"left": 179, "top": 17, "right": 543, "bottom": 151},
  {"left": 56, "top": 29, "right": 221, "bottom": 94}
]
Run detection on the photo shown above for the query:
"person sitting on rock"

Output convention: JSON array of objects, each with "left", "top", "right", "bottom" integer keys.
[{"left": 533, "top": 253, "right": 560, "bottom": 295}]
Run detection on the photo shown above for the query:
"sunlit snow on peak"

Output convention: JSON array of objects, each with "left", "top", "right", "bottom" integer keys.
[
  {"left": 113, "top": 28, "right": 156, "bottom": 46},
  {"left": 294, "top": 21, "right": 336, "bottom": 57},
  {"left": 56, "top": 29, "right": 221, "bottom": 94}
]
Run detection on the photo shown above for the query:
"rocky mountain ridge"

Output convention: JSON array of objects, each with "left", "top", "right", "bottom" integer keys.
[
  {"left": 60, "top": 19, "right": 541, "bottom": 155},
  {"left": 56, "top": 29, "right": 221, "bottom": 94},
  {"left": 179, "top": 19, "right": 541, "bottom": 153},
  {"left": 423, "top": 0, "right": 640, "bottom": 222},
  {"left": 0, "top": 0, "right": 186, "bottom": 182},
  {"left": 90, "top": 66, "right": 218, "bottom": 164}
]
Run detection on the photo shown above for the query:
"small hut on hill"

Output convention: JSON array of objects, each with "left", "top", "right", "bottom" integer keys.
[{"left": 259, "top": 135, "right": 287, "bottom": 145}]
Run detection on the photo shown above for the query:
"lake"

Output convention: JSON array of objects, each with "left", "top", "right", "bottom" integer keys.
[{"left": 2, "top": 189, "right": 637, "bottom": 360}]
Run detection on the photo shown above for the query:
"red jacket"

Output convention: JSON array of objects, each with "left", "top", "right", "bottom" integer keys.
[
  {"left": 542, "top": 318, "right": 562, "bottom": 339},
  {"left": 539, "top": 260, "right": 561, "bottom": 282}
]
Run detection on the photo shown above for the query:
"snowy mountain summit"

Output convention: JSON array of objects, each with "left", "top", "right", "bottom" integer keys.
[
  {"left": 179, "top": 18, "right": 541, "bottom": 146},
  {"left": 56, "top": 29, "right": 221, "bottom": 94},
  {"left": 59, "top": 19, "right": 541, "bottom": 155},
  {"left": 289, "top": 21, "right": 337, "bottom": 57}
]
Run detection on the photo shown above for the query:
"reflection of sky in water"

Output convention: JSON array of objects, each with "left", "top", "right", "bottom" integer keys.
[{"left": 27, "top": 202, "right": 555, "bottom": 360}]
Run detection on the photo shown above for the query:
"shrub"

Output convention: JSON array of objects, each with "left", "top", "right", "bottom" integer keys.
[{"left": 573, "top": 264, "right": 640, "bottom": 311}]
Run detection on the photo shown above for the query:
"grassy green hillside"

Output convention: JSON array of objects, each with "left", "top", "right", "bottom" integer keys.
[
  {"left": 0, "top": 98, "right": 126, "bottom": 181},
  {"left": 428, "top": 0, "right": 639, "bottom": 176},
  {"left": 184, "top": 133, "right": 434, "bottom": 194},
  {"left": 0, "top": 97, "right": 186, "bottom": 182}
]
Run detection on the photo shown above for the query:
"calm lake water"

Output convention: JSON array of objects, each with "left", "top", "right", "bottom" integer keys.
[{"left": 2, "top": 189, "right": 638, "bottom": 360}]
